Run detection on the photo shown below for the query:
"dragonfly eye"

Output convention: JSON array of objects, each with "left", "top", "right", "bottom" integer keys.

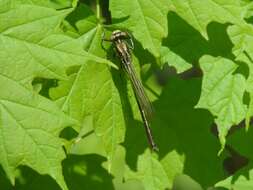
[{"left": 112, "top": 29, "right": 122, "bottom": 35}]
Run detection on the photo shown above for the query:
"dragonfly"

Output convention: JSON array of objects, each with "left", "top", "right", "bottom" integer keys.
[{"left": 102, "top": 30, "right": 158, "bottom": 151}]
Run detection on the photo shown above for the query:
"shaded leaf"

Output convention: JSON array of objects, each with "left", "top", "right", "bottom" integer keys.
[
  {"left": 169, "top": 0, "right": 248, "bottom": 38},
  {"left": 123, "top": 77, "right": 225, "bottom": 189},
  {"left": 216, "top": 127, "right": 253, "bottom": 190}
]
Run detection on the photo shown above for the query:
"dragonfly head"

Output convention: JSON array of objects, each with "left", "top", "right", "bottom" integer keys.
[{"left": 111, "top": 30, "right": 129, "bottom": 41}]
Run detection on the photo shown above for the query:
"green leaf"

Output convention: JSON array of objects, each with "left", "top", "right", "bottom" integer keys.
[
  {"left": 244, "top": 1, "right": 253, "bottom": 18},
  {"left": 160, "top": 46, "right": 192, "bottom": 73},
  {"left": 227, "top": 24, "right": 253, "bottom": 64},
  {"left": 227, "top": 24, "right": 253, "bottom": 129},
  {"left": 110, "top": 0, "right": 170, "bottom": 57},
  {"left": 125, "top": 150, "right": 170, "bottom": 190},
  {"left": 61, "top": 3, "right": 98, "bottom": 40},
  {"left": 196, "top": 56, "right": 247, "bottom": 151},
  {"left": 50, "top": 21, "right": 125, "bottom": 165},
  {"left": 0, "top": 2, "right": 114, "bottom": 84},
  {"left": 3, "top": 1, "right": 253, "bottom": 189},
  {"left": 169, "top": 0, "right": 249, "bottom": 39},
  {"left": 14, "top": 0, "right": 74, "bottom": 9},
  {"left": 0, "top": 74, "right": 74, "bottom": 190},
  {"left": 172, "top": 175, "right": 203, "bottom": 190}
]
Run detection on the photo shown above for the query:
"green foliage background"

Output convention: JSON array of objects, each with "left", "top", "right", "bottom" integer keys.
[{"left": 1, "top": 0, "right": 253, "bottom": 189}]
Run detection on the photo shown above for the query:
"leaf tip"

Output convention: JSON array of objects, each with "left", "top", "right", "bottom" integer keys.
[
  {"left": 10, "top": 175, "right": 15, "bottom": 186},
  {"left": 218, "top": 134, "right": 226, "bottom": 156},
  {"left": 245, "top": 121, "right": 250, "bottom": 132},
  {"left": 107, "top": 156, "right": 112, "bottom": 173}
]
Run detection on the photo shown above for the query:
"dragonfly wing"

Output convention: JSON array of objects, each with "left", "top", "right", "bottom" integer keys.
[
  {"left": 122, "top": 59, "right": 158, "bottom": 151},
  {"left": 122, "top": 60, "right": 153, "bottom": 122}
]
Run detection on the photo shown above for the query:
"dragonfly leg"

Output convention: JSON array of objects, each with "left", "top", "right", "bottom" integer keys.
[
  {"left": 101, "top": 30, "right": 112, "bottom": 51},
  {"left": 125, "top": 32, "right": 134, "bottom": 50}
]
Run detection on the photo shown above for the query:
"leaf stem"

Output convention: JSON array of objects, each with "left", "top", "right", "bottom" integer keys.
[{"left": 96, "top": 0, "right": 101, "bottom": 20}]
